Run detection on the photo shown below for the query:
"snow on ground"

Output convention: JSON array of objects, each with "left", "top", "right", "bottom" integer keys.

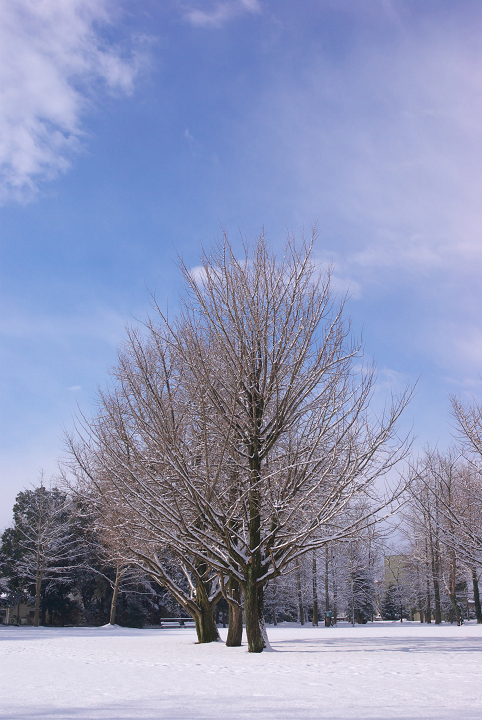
[{"left": 1, "top": 622, "right": 482, "bottom": 719}]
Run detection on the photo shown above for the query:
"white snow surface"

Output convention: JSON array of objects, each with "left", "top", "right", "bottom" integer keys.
[{"left": 1, "top": 622, "right": 482, "bottom": 719}]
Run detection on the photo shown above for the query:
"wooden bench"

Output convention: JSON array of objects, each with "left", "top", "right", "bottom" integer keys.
[{"left": 159, "top": 617, "right": 196, "bottom": 627}]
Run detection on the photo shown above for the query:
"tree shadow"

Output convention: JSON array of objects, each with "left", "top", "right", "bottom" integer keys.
[
  {"left": 2, "top": 697, "right": 479, "bottom": 720},
  {"left": 270, "top": 634, "right": 482, "bottom": 653}
]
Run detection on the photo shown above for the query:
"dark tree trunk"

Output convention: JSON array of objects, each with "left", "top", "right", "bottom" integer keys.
[
  {"left": 425, "top": 554, "right": 432, "bottom": 623},
  {"left": 427, "top": 519, "right": 442, "bottom": 624},
  {"left": 296, "top": 560, "right": 305, "bottom": 625},
  {"left": 244, "top": 443, "right": 269, "bottom": 653},
  {"left": 244, "top": 568, "right": 268, "bottom": 653},
  {"left": 416, "top": 567, "right": 424, "bottom": 622},
  {"left": 449, "top": 552, "right": 463, "bottom": 626},
  {"left": 325, "top": 547, "right": 330, "bottom": 616},
  {"left": 194, "top": 606, "right": 219, "bottom": 643},
  {"left": 431, "top": 545, "right": 442, "bottom": 624},
  {"left": 194, "top": 569, "right": 220, "bottom": 643},
  {"left": 226, "top": 577, "right": 243, "bottom": 647},
  {"left": 34, "top": 571, "right": 43, "bottom": 627},
  {"left": 448, "top": 590, "right": 462, "bottom": 625},
  {"left": 472, "top": 569, "right": 482, "bottom": 623},
  {"left": 312, "top": 552, "right": 319, "bottom": 627},
  {"left": 332, "top": 552, "right": 338, "bottom": 625}
]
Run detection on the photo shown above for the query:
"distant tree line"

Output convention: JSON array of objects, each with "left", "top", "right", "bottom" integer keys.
[
  {"left": 381, "top": 443, "right": 482, "bottom": 626},
  {"left": 0, "top": 482, "right": 182, "bottom": 628}
]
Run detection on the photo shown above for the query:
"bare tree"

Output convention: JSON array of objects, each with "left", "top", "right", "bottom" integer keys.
[
  {"left": 67, "top": 232, "right": 411, "bottom": 652},
  {"left": 66, "top": 452, "right": 223, "bottom": 642},
  {"left": 406, "top": 449, "right": 482, "bottom": 624},
  {"left": 450, "top": 398, "right": 482, "bottom": 581}
]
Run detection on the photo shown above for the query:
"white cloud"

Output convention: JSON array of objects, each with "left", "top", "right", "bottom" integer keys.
[
  {"left": 0, "top": 0, "right": 145, "bottom": 203},
  {"left": 189, "top": 264, "right": 208, "bottom": 283},
  {"left": 312, "top": 252, "right": 363, "bottom": 299},
  {"left": 183, "top": 0, "right": 261, "bottom": 28}
]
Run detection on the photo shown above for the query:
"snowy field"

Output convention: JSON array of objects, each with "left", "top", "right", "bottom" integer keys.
[{"left": 1, "top": 622, "right": 482, "bottom": 720}]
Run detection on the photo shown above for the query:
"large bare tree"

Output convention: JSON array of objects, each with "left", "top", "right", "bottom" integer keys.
[{"left": 67, "top": 232, "right": 410, "bottom": 652}]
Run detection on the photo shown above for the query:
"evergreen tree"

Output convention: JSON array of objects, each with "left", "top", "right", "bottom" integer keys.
[{"left": 0, "top": 482, "right": 80, "bottom": 625}]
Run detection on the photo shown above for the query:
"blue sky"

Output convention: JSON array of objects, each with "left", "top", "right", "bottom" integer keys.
[{"left": 2, "top": 0, "right": 482, "bottom": 529}]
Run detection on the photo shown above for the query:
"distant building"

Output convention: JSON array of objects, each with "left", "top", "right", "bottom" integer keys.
[
  {"left": 0, "top": 602, "right": 35, "bottom": 625},
  {"left": 384, "top": 555, "right": 409, "bottom": 586},
  {"left": 383, "top": 555, "right": 422, "bottom": 621}
]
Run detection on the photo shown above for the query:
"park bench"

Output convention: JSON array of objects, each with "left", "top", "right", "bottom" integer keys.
[{"left": 159, "top": 617, "right": 196, "bottom": 627}]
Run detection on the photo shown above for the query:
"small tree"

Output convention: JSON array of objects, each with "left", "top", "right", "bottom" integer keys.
[{"left": 381, "top": 584, "right": 402, "bottom": 620}]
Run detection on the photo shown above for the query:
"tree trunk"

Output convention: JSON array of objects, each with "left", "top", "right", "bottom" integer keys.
[
  {"left": 109, "top": 565, "right": 121, "bottom": 625},
  {"left": 449, "top": 551, "right": 463, "bottom": 626},
  {"left": 448, "top": 590, "right": 462, "bottom": 625},
  {"left": 431, "top": 547, "right": 442, "bottom": 624},
  {"left": 312, "top": 552, "right": 318, "bottom": 627},
  {"left": 244, "top": 569, "right": 268, "bottom": 653},
  {"left": 425, "top": 555, "right": 432, "bottom": 623},
  {"left": 226, "top": 577, "right": 243, "bottom": 647},
  {"left": 194, "top": 570, "right": 220, "bottom": 643},
  {"left": 325, "top": 546, "right": 330, "bottom": 617},
  {"left": 416, "top": 567, "right": 423, "bottom": 622},
  {"left": 146, "top": 560, "right": 221, "bottom": 644},
  {"left": 244, "top": 450, "right": 269, "bottom": 653},
  {"left": 472, "top": 568, "right": 482, "bottom": 623},
  {"left": 226, "top": 603, "right": 243, "bottom": 646},
  {"left": 427, "top": 518, "right": 442, "bottom": 624},
  {"left": 33, "top": 570, "right": 43, "bottom": 627},
  {"left": 332, "top": 552, "right": 338, "bottom": 625},
  {"left": 296, "top": 560, "right": 305, "bottom": 625}
]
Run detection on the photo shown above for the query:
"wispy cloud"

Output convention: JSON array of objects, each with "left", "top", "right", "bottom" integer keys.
[
  {"left": 183, "top": 0, "right": 261, "bottom": 28},
  {"left": 439, "top": 325, "right": 482, "bottom": 373},
  {"left": 240, "top": 9, "right": 482, "bottom": 279},
  {"left": 0, "top": 0, "right": 146, "bottom": 203},
  {"left": 0, "top": 305, "right": 128, "bottom": 346}
]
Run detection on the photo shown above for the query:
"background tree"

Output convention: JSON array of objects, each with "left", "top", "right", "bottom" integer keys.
[
  {"left": 407, "top": 449, "right": 480, "bottom": 625},
  {"left": 1, "top": 480, "right": 80, "bottom": 626},
  {"left": 74, "top": 502, "right": 161, "bottom": 626}
]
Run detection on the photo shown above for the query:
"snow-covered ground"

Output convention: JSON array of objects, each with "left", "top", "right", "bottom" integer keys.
[{"left": 1, "top": 622, "right": 481, "bottom": 719}]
